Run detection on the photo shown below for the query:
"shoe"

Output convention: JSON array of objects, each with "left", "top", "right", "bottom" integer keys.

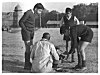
[
  {"left": 24, "top": 62, "right": 32, "bottom": 70},
  {"left": 81, "top": 66, "right": 87, "bottom": 70},
  {"left": 71, "top": 60, "right": 75, "bottom": 63},
  {"left": 73, "top": 65, "right": 87, "bottom": 71},
  {"left": 24, "top": 66, "right": 31, "bottom": 70},
  {"left": 55, "top": 67, "right": 63, "bottom": 72},
  {"left": 72, "top": 65, "right": 82, "bottom": 70},
  {"left": 75, "top": 67, "right": 87, "bottom": 71}
]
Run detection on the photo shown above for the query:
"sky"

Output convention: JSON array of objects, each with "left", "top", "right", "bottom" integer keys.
[
  {"left": 44, "top": 2, "right": 78, "bottom": 13},
  {"left": 2, "top": 2, "right": 77, "bottom": 12},
  {"left": 2, "top": 0, "right": 97, "bottom": 13}
]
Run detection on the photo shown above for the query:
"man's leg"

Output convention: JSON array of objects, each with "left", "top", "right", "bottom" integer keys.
[
  {"left": 66, "top": 40, "right": 69, "bottom": 53},
  {"left": 63, "top": 40, "right": 69, "bottom": 55},
  {"left": 71, "top": 53, "right": 75, "bottom": 62},
  {"left": 74, "top": 42, "right": 82, "bottom": 69},
  {"left": 30, "top": 39, "right": 33, "bottom": 45},
  {"left": 80, "top": 41, "right": 89, "bottom": 70},
  {"left": 30, "top": 39, "right": 33, "bottom": 51},
  {"left": 74, "top": 41, "right": 89, "bottom": 70},
  {"left": 71, "top": 37, "right": 79, "bottom": 63},
  {"left": 21, "top": 29, "right": 32, "bottom": 70},
  {"left": 30, "top": 32, "right": 34, "bottom": 51},
  {"left": 24, "top": 41, "right": 32, "bottom": 70},
  {"left": 71, "top": 41, "right": 75, "bottom": 62}
]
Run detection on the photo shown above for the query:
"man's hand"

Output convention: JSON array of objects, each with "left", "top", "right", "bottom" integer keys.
[
  {"left": 60, "top": 33, "right": 64, "bottom": 35},
  {"left": 59, "top": 54, "right": 65, "bottom": 60},
  {"left": 26, "top": 28, "right": 34, "bottom": 32}
]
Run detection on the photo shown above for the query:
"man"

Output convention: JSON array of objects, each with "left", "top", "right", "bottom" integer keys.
[
  {"left": 60, "top": 7, "right": 80, "bottom": 62},
  {"left": 30, "top": 32, "right": 59, "bottom": 73},
  {"left": 69, "top": 25, "right": 93, "bottom": 70},
  {"left": 19, "top": 3, "right": 44, "bottom": 70}
]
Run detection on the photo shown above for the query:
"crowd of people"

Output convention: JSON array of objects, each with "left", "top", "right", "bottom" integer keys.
[{"left": 19, "top": 3, "right": 93, "bottom": 73}]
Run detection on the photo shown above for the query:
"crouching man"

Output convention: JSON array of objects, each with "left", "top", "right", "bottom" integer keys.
[{"left": 30, "top": 32, "right": 60, "bottom": 73}]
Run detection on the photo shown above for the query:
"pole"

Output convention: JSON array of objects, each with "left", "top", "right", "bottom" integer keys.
[
  {"left": 57, "top": 13, "right": 59, "bottom": 27},
  {"left": 40, "top": 13, "right": 41, "bottom": 28}
]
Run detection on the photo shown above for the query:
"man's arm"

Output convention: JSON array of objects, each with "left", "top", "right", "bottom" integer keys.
[
  {"left": 60, "top": 17, "right": 66, "bottom": 35},
  {"left": 19, "top": 11, "right": 30, "bottom": 30},
  {"left": 74, "top": 16, "right": 80, "bottom": 25},
  {"left": 69, "top": 27, "right": 78, "bottom": 54},
  {"left": 60, "top": 17, "right": 64, "bottom": 27},
  {"left": 50, "top": 44, "right": 59, "bottom": 60}
]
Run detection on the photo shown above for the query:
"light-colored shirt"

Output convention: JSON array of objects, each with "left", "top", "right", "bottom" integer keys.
[{"left": 30, "top": 39, "right": 59, "bottom": 73}]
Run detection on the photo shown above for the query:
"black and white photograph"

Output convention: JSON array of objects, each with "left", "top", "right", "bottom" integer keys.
[{"left": 1, "top": 0, "right": 98, "bottom": 73}]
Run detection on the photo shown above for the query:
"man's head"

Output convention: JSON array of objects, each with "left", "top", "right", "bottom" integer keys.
[
  {"left": 42, "top": 32, "right": 50, "bottom": 40},
  {"left": 33, "top": 3, "right": 44, "bottom": 14},
  {"left": 65, "top": 8, "right": 72, "bottom": 18}
]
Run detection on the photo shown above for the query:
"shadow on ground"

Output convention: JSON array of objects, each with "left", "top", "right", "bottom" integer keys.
[{"left": 2, "top": 59, "right": 31, "bottom": 73}]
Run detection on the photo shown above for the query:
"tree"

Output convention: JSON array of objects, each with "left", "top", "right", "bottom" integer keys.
[
  {"left": 72, "top": 3, "right": 88, "bottom": 21},
  {"left": 86, "top": 3, "right": 98, "bottom": 21},
  {"left": 72, "top": 3, "right": 98, "bottom": 21}
]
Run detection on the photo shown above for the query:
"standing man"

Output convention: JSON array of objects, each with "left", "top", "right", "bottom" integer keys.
[
  {"left": 19, "top": 3, "right": 44, "bottom": 70},
  {"left": 60, "top": 7, "right": 80, "bottom": 62}
]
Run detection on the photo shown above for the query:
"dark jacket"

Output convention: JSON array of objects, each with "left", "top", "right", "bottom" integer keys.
[
  {"left": 70, "top": 25, "right": 93, "bottom": 50},
  {"left": 19, "top": 9, "right": 39, "bottom": 32}
]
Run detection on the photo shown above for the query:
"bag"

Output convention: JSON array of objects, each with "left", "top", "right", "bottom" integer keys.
[
  {"left": 60, "top": 25, "right": 69, "bottom": 35},
  {"left": 60, "top": 25, "right": 65, "bottom": 34},
  {"left": 64, "top": 29, "right": 69, "bottom": 36}
]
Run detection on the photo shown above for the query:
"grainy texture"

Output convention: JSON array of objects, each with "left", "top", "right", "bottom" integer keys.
[{"left": 2, "top": 28, "right": 98, "bottom": 73}]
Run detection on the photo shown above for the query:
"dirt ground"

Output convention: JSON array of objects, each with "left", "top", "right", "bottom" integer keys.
[{"left": 2, "top": 28, "right": 98, "bottom": 73}]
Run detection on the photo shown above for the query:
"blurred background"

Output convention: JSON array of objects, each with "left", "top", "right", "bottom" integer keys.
[{"left": 2, "top": 2, "right": 98, "bottom": 31}]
